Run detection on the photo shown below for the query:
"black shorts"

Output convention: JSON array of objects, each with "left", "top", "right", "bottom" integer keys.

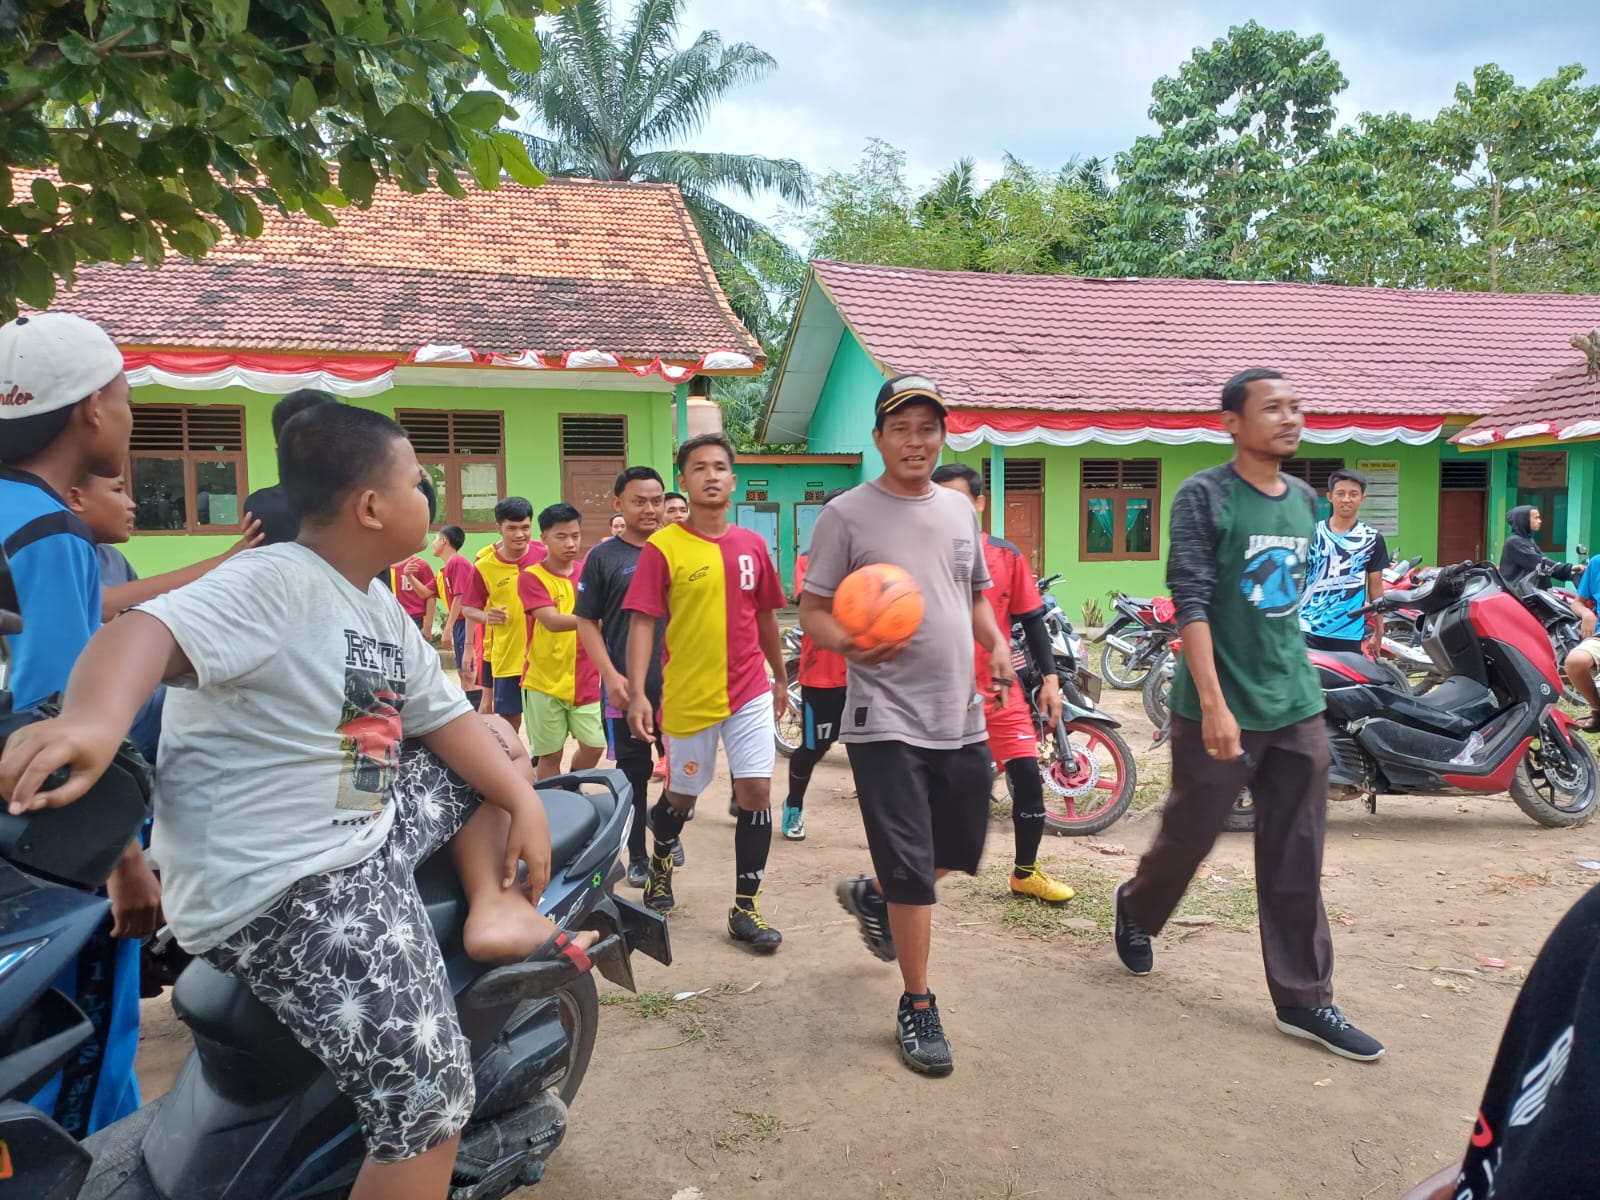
[
  {"left": 845, "top": 740, "right": 990, "bottom": 906},
  {"left": 800, "top": 686, "right": 847, "bottom": 752}
]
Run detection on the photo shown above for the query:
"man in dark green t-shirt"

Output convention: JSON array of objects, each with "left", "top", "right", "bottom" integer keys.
[{"left": 1113, "top": 369, "right": 1385, "bottom": 1063}]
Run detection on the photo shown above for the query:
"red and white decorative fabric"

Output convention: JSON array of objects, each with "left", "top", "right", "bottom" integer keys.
[{"left": 945, "top": 410, "right": 1442, "bottom": 450}]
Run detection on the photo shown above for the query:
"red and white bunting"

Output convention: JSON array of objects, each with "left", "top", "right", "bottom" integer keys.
[{"left": 946, "top": 410, "right": 1443, "bottom": 450}]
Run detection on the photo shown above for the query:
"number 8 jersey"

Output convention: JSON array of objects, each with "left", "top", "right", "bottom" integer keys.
[{"left": 623, "top": 522, "right": 787, "bottom": 737}]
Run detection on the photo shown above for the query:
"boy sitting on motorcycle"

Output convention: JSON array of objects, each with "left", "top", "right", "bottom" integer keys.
[{"left": 0, "top": 404, "right": 597, "bottom": 1200}]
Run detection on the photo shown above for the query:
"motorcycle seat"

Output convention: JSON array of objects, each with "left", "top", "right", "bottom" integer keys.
[
  {"left": 1310, "top": 650, "right": 1396, "bottom": 687},
  {"left": 172, "top": 959, "right": 301, "bottom": 1054}
]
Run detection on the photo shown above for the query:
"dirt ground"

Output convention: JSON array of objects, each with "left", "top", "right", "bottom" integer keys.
[{"left": 133, "top": 686, "right": 1600, "bottom": 1200}]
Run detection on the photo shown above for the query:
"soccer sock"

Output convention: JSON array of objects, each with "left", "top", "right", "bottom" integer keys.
[
  {"left": 621, "top": 757, "right": 651, "bottom": 863},
  {"left": 733, "top": 805, "right": 772, "bottom": 909},
  {"left": 1006, "top": 758, "right": 1046, "bottom": 876},
  {"left": 785, "top": 744, "right": 824, "bottom": 810},
  {"left": 650, "top": 795, "right": 688, "bottom": 860}
]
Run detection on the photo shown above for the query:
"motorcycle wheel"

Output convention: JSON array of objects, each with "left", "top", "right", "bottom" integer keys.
[
  {"left": 508, "top": 972, "right": 600, "bottom": 1106},
  {"left": 1382, "top": 614, "right": 1442, "bottom": 695},
  {"left": 1101, "top": 634, "right": 1156, "bottom": 690},
  {"left": 774, "top": 658, "right": 803, "bottom": 758},
  {"left": 1141, "top": 652, "right": 1173, "bottom": 730},
  {"left": 1016, "top": 719, "right": 1137, "bottom": 836},
  {"left": 1221, "top": 788, "right": 1256, "bottom": 833},
  {"left": 1510, "top": 721, "right": 1599, "bottom": 828}
]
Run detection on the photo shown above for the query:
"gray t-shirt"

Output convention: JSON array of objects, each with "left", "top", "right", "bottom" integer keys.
[
  {"left": 138, "top": 542, "right": 472, "bottom": 952},
  {"left": 96, "top": 543, "right": 137, "bottom": 587},
  {"left": 803, "top": 478, "right": 991, "bottom": 749}
]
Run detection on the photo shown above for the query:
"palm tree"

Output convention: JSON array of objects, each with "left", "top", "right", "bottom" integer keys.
[{"left": 509, "top": 0, "right": 810, "bottom": 341}]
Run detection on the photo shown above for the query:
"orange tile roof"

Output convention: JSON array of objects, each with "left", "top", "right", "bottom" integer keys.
[{"left": 50, "top": 177, "right": 763, "bottom": 362}]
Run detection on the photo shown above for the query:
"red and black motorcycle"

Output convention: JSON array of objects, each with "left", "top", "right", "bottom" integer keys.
[{"left": 1149, "top": 561, "right": 1597, "bottom": 832}]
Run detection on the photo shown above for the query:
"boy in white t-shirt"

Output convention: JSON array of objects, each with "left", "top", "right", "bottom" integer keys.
[{"left": 0, "top": 405, "right": 597, "bottom": 1200}]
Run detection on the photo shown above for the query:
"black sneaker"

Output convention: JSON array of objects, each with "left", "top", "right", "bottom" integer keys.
[
  {"left": 836, "top": 875, "right": 896, "bottom": 962},
  {"left": 1113, "top": 883, "right": 1153, "bottom": 976},
  {"left": 644, "top": 853, "right": 675, "bottom": 912},
  {"left": 727, "top": 899, "right": 783, "bottom": 953},
  {"left": 1275, "top": 1005, "right": 1385, "bottom": 1062},
  {"left": 625, "top": 859, "right": 648, "bottom": 889},
  {"left": 897, "top": 992, "right": 954, "bottom": 1076},
  {"left": 671, "top": 840, "right": 686, "bottom": 868}
]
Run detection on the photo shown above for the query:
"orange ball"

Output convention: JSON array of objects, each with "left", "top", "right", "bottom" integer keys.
[{"left": 833, "top": 563, "right": 924, "bottom": 650}]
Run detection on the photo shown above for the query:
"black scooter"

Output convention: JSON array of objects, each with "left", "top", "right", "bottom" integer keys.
[{"left": 0, "top": 547, "right": 671, "bottom": 1200}]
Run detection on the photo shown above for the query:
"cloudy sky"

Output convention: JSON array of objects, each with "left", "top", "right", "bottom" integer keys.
[{"left": 668, "top": 0, "right": 1600, "bottom": 236}]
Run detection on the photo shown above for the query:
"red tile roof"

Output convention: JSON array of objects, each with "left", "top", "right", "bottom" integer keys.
[
  {"left": 1453, "top": 359, "right": 1600, "bottom": 444},
  {"left": 50, "top": 178, "right": 763, "bottom": 362},
  {"left": 810, "top": 260, "right": 1600, "bottom": 416}
]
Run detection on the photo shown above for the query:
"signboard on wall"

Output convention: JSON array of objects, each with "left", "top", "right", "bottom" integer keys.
[
  {"left": 1518, "top": 452, "right": 1567, "bottom": 488},
  {"left": 1356, "top": 460, "right": 1400, "bottom": 536}
]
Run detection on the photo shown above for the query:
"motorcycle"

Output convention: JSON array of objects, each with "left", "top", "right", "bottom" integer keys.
[
  {"left": 1094, "top": 592, "right": 1177, "bottom": 690},
  {"left": 1149, "top": 562, "right": 1598, "bottom": 834},
  {"left": 1508, "top": 558, "right": 1586, "bottom": 706},
  {"left": 0, "top": 551, "right": 673, "bottom": 1200},
  {"left": 1005, "top": 575, "right": 1139, "bottom": 836},
  {"left": 774, "top": 625, "right": 804, "bottom": 758}
]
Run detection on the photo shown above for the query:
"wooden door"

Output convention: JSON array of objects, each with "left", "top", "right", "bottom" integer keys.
[
  {"left": 1438, "top": 490, "right": 1487, "bottom": 566},
  {"left": 558, "top": 415, "right": 627, "bottom": 552},
  {"left": 1001, "top": 492, "right": 1044, "bottom": 576}
]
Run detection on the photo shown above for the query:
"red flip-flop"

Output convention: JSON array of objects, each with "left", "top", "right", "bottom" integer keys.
[{"left": 531, "top": 929, "right": 594, "bottom": 974}]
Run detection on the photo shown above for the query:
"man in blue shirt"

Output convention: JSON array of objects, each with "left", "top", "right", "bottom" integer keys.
[
  {"left": 1299, "top": 468, "right": 1390, "bottom": 656},
  {"left": 0, "top": 312, "right": 155, "bottom": 1137}
]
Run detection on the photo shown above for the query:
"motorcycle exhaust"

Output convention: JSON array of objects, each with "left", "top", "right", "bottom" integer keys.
[{"left": 1103, "top": 633, "right": 1136, "bottom": 655}]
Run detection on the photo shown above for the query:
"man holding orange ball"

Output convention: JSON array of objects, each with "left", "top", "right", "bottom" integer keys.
[{"left": 801, "top": 374, "right": 1015, "bottom": 1077}]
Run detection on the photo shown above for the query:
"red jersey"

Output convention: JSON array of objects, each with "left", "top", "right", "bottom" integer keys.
[
  {"left": 974, "top": 533, "right": 1043, "bottom": 694},
  {"left": 795, "top": 553, "right": 848, "bottom": 689},
  {"left": 624, "top": 522, "right": 785, "bottom": 737},
  {"left": 439, "top": 554, "right": 477, "bottom": 622},
  {"left": 388, "top": 556, "right": 436, "bottom": 619}
]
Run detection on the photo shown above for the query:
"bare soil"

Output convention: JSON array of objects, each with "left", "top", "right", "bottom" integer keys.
[{"left": 133, "top": 687, "right": 1600, "bottom": 1200}]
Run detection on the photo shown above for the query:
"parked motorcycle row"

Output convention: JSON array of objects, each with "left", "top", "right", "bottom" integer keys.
[{"left": 1109, "top": 555, "right": 1598, "bottom": 833}]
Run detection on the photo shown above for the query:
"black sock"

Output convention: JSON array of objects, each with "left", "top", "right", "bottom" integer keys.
[
  {"left": 1006, "top": 758, "right": 1045, "bottom": 876},
  {"left": 621, "top": 757, "right": 651, "bottom": 863},
  {"left": 651, "top": 795, "right": 688, "bottom": 860},
  {"left": 733, "top": 806, "right": 772, "bottom": 909},
  {"left": 785, "top": 744, "right": 824, "bottom": 810}
]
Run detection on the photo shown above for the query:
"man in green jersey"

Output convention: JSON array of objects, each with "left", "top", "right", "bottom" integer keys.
[{"left": 1113, "top": 369, "right": 1384, "bottom": 1063}]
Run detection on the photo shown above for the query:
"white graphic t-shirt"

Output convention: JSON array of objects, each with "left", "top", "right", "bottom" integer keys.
[{"left": 140, "top": 543, "right": 472, "bottom": 951}]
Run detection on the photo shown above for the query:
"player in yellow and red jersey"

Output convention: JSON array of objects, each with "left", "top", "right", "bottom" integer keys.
[
  {"left": 933, "top": 464, "right": 1076, "bottom": 903},
  {"left": 781, "top": 488, "right": 852, "bottom": 842},
  {"left": 623, "top": 433, "right": 789, "bottom": 952}
]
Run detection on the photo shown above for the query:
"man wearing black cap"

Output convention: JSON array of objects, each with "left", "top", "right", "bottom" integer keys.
[{"left": 800, "top": 374, "right": 1014, "bottom": 1076}]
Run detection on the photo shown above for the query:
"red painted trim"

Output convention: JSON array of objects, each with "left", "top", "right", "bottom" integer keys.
[
  {"left": 1442, "top": 737, "right": 1534, "bottom": 791},
  {"left": 1307, "top": 650, "right": 1367, "bottom": 682},
  {"left": 946, "top": 410, "right": 1445, "bottom": 436}
]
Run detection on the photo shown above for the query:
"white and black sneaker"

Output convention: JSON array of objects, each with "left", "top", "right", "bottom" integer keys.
[
  {"left": 836, "top": 874, "right": 896, "bottom": 961},
  {"left": 1275, "top": 1005, "right": 1385, "bottom": 1061},
  {"left": 1113, "top": 883, "right": 1153, "bottom": 976},
  {"left": 897, "top": 992, "right": 954, "bottom": 1076}
]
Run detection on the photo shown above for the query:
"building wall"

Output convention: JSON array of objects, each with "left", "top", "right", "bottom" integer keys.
[
  {"left": 807, "top": 333, "right": 885, "bottom": 478},
  {"left": 121, "top": 382, "right": 675, "bottom": 575},
  {"left": 947, "top": 438, "right": 1444, "bottom": 623},
  {"left": 729, "top": 461, "right": 863, "bottom": 593}
]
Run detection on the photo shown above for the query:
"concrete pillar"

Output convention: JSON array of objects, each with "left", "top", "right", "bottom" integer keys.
[
  {"left": 674, "top": 382, "right": 690, "bottom": 446},
  {"left": 1487, "top": 449, "right": 1512, "bottom": 562},
  {"left": 989, "top": 442, "right": 1006, "bottom": 538}
]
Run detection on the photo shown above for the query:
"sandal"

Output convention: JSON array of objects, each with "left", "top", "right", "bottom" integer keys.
[
  {"left": 529, "top": 928, "right": 594, "bottom": 974},
  {"left": 1578, "top": 711, "right": 1600, "bottom": 733}
]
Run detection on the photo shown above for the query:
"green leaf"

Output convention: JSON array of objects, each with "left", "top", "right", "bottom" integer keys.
[
  {"left": 212, "top": 0, "right": 251, "bottom": 38},
  {"left": 338, "top": 155, "right": 379, "bottom": 205},
  {"left": 321, "top": 0, "right": 361, "bottom": 33},
  {"left": 486, "top": 15, "right": 541, "bottom": 73},
  {"left": 376, "top": 103, "right": 435, "bottom": 143},
  {"left": 149, "top": 191, "right": 198, "bottom": 225},
  {"left": 57, "top": 33, "right": 99, "bottom": 67},
  {"left": 99, "top": 123, "right": 142, "bottom": 160},
  {"left": 10, "top": 251, "right": 57, "bottom": 309},
  {"left": 493, "top": 132, "right": 544, "bottom": 188},
  {"left": 466, "top": 135, "right": 501, "bottom": 188},
  {"left": 449, "top": 92, "right": 508, "bottom": 132},
  {"left": 434, "top": 165, "right": 467, "bottom": 199},
  {"left": 30, "top": 178, "right": 59, "bottom": 215},
  {"left": 289, "top": 77, "right": 319, "bottom": 124}
]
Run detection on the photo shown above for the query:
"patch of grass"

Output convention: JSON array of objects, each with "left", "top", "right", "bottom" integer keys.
[
  {"left": 1130, "top": 782, "right": 1168, "bottom": 812},
  {"left": 600, "top": 988, "right": 678, "bottom": 1019},
  {"left": 1173, "top": 870, "right": 1259, "bottom": 931},
  {"left": 990, "top": 793, "right": 1012, "bottom": 819},
  {"left": 714, "top": 1109, "right": 782, "bottom": 1151}
]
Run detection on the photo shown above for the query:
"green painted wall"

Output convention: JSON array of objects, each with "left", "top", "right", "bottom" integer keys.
[
  {"left": 948, "top": 438, "right": 1444, "bottom": 625},
  {"left": 121, "top": 382, "right": 675, "bottom": 576},
  {"left": 730, "top": 461, "right": 863, "bottom": 593},
  {"left": 807, "top": 332, "right": 885, "bottom": 479},
  {"left": 1483, "top": 444, "right": 1600, "bottom": 566}
]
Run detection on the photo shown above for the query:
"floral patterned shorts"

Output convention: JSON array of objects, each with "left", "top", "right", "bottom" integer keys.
[{"left": 202, "top": 744, "right": 479, "bottom": 1162}]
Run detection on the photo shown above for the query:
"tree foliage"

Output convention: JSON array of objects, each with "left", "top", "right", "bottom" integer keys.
[
  {"left": 508, "top": 0, "right": 809, "bottom": 342},
  {"left": 0, "top": 0, "right": 567, "bottom": 321}
]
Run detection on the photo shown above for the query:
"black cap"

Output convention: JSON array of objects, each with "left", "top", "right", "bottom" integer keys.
[{"left": 874, "top": 373, "right": 948, "bottom": 424}]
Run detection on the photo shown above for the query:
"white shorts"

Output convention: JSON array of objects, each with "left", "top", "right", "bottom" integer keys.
[{"left": 665, "top": 693, "right": 776, "bottom": 797}]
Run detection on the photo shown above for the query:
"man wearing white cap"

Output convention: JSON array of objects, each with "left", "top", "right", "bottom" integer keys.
[{"left": 0, "top": 311, "right": 155, "bottom": 1137}]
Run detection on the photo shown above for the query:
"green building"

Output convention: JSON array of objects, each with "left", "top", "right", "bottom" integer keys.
[
  {"left": 759, "top": 260, "right": 1600, "bottom": 619},
  {"left": 54, "top": 177, "right": 764, "bottom": 574}
]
